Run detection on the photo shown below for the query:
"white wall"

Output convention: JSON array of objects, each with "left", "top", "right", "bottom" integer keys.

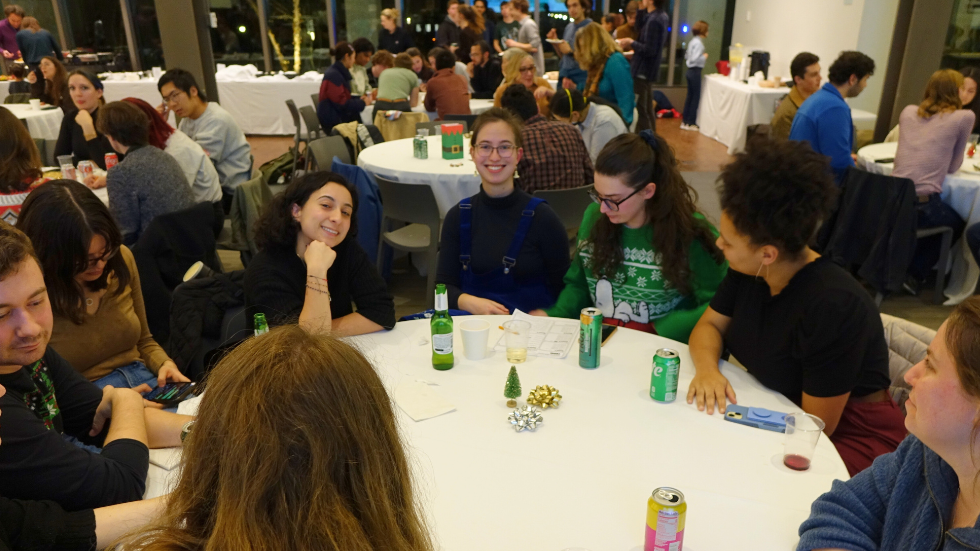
[{"left": 731, "top": 0, "right": 899, "bottom": 115}]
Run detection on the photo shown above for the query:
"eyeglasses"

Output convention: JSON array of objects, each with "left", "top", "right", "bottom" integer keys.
[
  {"left": 589, "top": 187, "right": 644, "bottom": 212},
  {"left": 518, "top": 65, "right": 536, "bottom": 73},
  {"left": 475, "top": 143, "right": 516, "bottom": 158},
  {"left": 80, "top": 246, "right": 119, "bottom": 271},
  {"left": 162, "top": 90, "right": 185, "bottom": 105}
]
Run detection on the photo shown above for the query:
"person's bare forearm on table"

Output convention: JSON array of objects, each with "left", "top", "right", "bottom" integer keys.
[
  {"left": 94, "top": 496, "right": 167, "bottom": 549},
  {"left": 143, "top": 409, "right": 194, "bottom": 448},
  {"left": 95, "top": 388, "right": 148, "bottom": 446},
  {"left": 686, "top": 309, "right": 737, "bottom": 414}
]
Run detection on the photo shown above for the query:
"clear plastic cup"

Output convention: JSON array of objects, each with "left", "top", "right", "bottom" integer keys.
[
  {"left": 502, "top": 320, "right": 531, "bottom": 363},
  {"left": 783, "top": 413, "right": 826, "bottom": 471}
]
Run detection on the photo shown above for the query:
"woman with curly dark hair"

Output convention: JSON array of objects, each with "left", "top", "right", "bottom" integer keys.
[
  {"left": 532, "top": 131, "right": 727, "bottom": 342},
  {"left": 686, "top": 137, "right": 905, "bottom": 477},
  {"left": 244, "top": 171, "right": 394, "bottom": 336}
]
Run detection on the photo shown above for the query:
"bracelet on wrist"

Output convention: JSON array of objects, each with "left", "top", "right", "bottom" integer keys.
[{"left": 306, "top": 283, "right": 332, "bottom": 301}]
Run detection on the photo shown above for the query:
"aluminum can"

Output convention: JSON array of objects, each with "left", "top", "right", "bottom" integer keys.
[
  {"left": 418, "top": 135, "right": 428, "bottom": 159},
  {"left": 104, "top": 153, "right": 119, "bottom": 170},
  {"left": 77, "top": 160, "right": 95, "bottom": 181},
  {"left": 650, "top": 348, "right": 680, "bottom": 403},
  {"left": 645, "top": 487, "right": 686, "bottom": 551},
  {"left": 578, "top": 307, "right": 602, "bottom": 369}
]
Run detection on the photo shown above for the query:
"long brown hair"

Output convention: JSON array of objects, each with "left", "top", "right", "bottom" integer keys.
[
  {"left": 589, "top": 132, "right": 723, "bottom": 295},
  {"left": 0, "top": 107, "right": 42, "bottom": 193},
  {"left": 121, "top": 326, "right": 434, "bottom": 551},
  {"left": 919, "top": 69, "right": 963, "bottom": 118},
  {"left": 459, "top": 4, "right": 485, "bottom": 33},
  {"left": 40, "top": 56, "right": 69, "bottom": 108},
  {"left": 945, "top": 297, "right": 980, "bottom": 450},
  {"left": 574, "top": 22, "right": 620, "bottom": 94}
]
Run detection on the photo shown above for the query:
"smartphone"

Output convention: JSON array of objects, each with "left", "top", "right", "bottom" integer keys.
[
  {"left": 724, "top": 405, "right": 789, "bottom": 433},
  {"left": 142, "top": 382, "right": 198, "bottom": 407},
  {"left": 600, "top": 325, "right": 617, "bottom": 346},
  {"left": 874, "top": 157, "right": 895, "bottom": 164}
]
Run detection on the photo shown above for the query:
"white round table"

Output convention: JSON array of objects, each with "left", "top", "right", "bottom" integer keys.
[
  {"left": 1, "top": 103, "right": 64, "bottom": 140},
  {"left": 361, "top": 97, "right": 495, "bottom": 126},
  {"left": 357, "top": 134, "right": 481, "bottom": 216},
  {"left": 857, "top": 141, "right": 980, "bottom": 305},
  {"left": 145, "top": 317, "right": 847, "bottom": 550}
]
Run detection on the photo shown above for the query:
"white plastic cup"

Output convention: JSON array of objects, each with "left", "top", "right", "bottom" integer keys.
[
  {"left": 459, "top": 319, "right": 490, "bottom": 360},
  {"left": 29, "top": 98, "right": 40, "bottom": 109}
]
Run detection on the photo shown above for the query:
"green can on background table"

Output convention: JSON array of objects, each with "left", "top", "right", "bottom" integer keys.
[
  {"left": 579, "top": 307, "right": 602, "bottom": 369},
  {"left": 650, "top": 348, "right": 680, "bottom": 402}
]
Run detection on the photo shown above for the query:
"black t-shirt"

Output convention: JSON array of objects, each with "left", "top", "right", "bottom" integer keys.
[
  {"left": 0, "top": 348, "right": 149, "bottom": 511},
  {"left": 710, "top": 257, "right": 891, "bottom": 404},
  {"left": 244, "top": 239, "right": 396, "bottom": 331},
  {"left": 0, "top": 496, "right": 95, "bottom": 551}
]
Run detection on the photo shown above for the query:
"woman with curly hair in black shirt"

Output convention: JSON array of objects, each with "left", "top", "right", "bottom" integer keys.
[{"left": 244, "top": 172, "right": 395, "bottom": 336}]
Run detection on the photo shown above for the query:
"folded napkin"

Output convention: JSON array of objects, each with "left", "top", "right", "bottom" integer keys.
[{"left": 394, "top": 380, "right": 455, "bottom": 421}]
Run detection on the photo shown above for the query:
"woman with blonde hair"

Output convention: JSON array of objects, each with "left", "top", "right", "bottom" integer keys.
[
  {"left": 893, "top": 69, "right": 975, "bottom": 293},
  {"left": 120, "top": 325, "right": 433, "bottom": 550},
  {"left": 379, "top": 8, "right": 413, "bottom": 54},
  {"left": 574, "top": 22, "right": 634, "bottom": 126},
  {"left": 457, "top": 4, "right": 485, "bottom": 64},
  {"left": 493, "top": 48, "right": 553, "bottom": 117}
]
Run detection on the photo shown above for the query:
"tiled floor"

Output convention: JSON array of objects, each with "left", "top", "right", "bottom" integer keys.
[{"left": 241, "top": 121, "right": 967, "bottom": 330}]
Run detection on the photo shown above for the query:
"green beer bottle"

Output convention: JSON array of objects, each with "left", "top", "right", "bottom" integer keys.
[
  {"left": 431, "top": 284, "right": 454, "bottom": 370},
  {"left": 254, "top": 313, "right": 269, "bottom": 337}
]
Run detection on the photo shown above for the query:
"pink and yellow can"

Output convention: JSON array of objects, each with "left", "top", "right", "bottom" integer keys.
[{"left": 645, "top": 487, "right": 686, "bottom": 551}]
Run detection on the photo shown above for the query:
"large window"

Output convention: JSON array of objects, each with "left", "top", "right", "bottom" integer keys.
[
  {"left": 60, "top": 0, "right": 132, "bottom": 70},
  {"left": 943, "top": 0, "right": 980, "bottom": 70},
  {"left": 128, "top": 0, "right": 164, "bottom": 69},
  {"left": 208, "top": 0, "right": 265, "bottom": 67}
]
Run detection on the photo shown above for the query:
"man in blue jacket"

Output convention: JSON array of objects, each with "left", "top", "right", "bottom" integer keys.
[
  {"left": 618, "top": 0, "right": 669, "bottom": 132},
  {"left": 789, "top": 51, "right": 875, "bottom": 185}
]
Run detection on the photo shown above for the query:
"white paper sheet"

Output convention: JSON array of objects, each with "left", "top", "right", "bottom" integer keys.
[
  {"left": 394, "top": 380, "right": 456, "bottom": 421},
  {"left": 491, "top": 310, "right": 578, "bottom": 359}
]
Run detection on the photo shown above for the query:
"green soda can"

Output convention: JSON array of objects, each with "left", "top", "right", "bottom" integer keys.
[
  {"left": 650, "top": 348, "right": 680, "bottom": 402},
  {"left": 579, "top": 307, "right": 602, "bottom": 369}
]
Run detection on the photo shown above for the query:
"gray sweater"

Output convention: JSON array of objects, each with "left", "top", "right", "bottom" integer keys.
[
  {"left": 177, "top": 103, "right": 252, "bottom": 193},
  {"left": 107, "top": 145, "right": 196, "bottom": 245}
]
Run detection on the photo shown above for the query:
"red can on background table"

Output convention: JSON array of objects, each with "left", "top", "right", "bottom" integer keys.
[
  {"left": 77, "top": 160, "right": 95, "bottom": 181},
  {"left": 104, "top": 153, "right": 118, "bottom": 170},
  {"left": 645, "top": 487, "right": 686, "bottom": 551}
]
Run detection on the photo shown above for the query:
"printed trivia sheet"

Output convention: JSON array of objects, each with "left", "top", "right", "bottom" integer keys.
[{"left": 492, "top": 310, "right": 579, "bottom": 358}]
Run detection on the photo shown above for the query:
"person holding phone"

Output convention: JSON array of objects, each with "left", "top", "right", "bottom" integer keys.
[
  {"left": 797, "top": 297, "right": 980, "bottom": 550},
  {"left": 531, "top": 131, "right": 727, "bottom": 342},
  {"left": 685, "top": 137, "right": 904, "bottom": 477},
  {"left": 245, "top": 172, "right": 395, "bottom": 336},
  {"left": 16, "top": 180, "right": 190, "bottom": 390}
]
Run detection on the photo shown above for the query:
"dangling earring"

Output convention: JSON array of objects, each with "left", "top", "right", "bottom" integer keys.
[{"left": 754, "top": 262, "right": 764, "bottom": 279}]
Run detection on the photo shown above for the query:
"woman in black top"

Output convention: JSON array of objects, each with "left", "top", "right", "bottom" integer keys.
[
  {"left": 54, "top": 70, "right": 113, "bottom": 170},
  {"left": 456, "top": 5, "right": 484, "bottom": 64},
  {"left": 408, "top": 47, "right": 435, "bottom": 82},
  {"left": 378, "top": 8, "right": 413, "bottom": 54},
  {"left": 436, "top": 107, "right": 569, "bottom": 314},
  {"left": 686, "top": 138, "right": 905, "bottom": 477},
  {"left": 245, "top": 171, "right": 395, "bottom": 335}
]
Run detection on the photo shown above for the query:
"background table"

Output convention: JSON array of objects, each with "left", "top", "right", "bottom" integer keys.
[
  {"left": 146, "top": 316, "right": 847, "bottom": 550},
  {"left": 857, "top": 141, "right": 980, "bottom": 305},
  {"left": 357, "top": 135, "right": 481, "bottom": 216},
  {"left": 1, "top": 103, "right": 64, "bottom": 140},
  {"left": 698, "top": 75, "right": 878, "bottom": 154},
  {"left": 361, "top": 97, "right": 495, "bottom": 126}
]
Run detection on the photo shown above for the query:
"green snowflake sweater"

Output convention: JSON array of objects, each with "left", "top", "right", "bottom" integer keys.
[{"left": 545, "top": 203, "right": 728, "bottom": 343}]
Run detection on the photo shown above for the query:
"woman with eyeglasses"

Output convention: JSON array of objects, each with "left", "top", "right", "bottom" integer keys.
[
  {"left": 435, "top": 108, "right": 570, "bottom": 315},
  {"left": 16, "top": 180, "right": 190, "bottom": 390},
  {"left": 530, "top": 131, "right": 727, "bottom": 342},
  {"left": 493, "top": 48, "right": 553, "bottom": 118}
]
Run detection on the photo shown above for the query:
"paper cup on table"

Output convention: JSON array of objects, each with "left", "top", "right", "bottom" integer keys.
[
  {"left": 783, "top": 413, "right": 825, "bottom": 471},
  {"left": 29, "top": 99, "right": 40, "bottom": 110},
  {"left": 459, "top": 319, "right": 491, "bottom": 360}
]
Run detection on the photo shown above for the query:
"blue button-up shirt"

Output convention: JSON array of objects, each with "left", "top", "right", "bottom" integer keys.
[
  {"left": 557, "top": 17, "right": 591, "bottom": 89},
  {"left": 789, "top": 82, "right": 854, "bottom": 184}
]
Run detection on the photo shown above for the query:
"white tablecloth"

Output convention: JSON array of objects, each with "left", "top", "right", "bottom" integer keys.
[
  {"left": 857, "top": 141, "right": 980, "bottom": 305},
  {"left": 357, "top": 135, "right": 481, "bottom": 216},
  {"left": 697, "top": 75, "right": 878, "bottom": 154},
  {"left": 145, "top": 316, "right": 847, "bottom": 550},
  {"left": 360, "top": 97, "right": 495, "bottom": 126},
  {"left": 1, "top": 103, "right": 64, "bottom": 140}
]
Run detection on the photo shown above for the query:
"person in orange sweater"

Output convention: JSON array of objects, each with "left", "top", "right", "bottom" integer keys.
[{"left": 16, "top": 180, "right": 189, "bottom": 389}]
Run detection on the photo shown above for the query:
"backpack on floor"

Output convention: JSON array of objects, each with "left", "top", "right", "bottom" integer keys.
[{"left": 259, "top": 149, "right": 297, "bottom": 186}]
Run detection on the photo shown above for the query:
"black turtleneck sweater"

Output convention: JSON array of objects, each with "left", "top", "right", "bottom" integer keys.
[
  {"left": 54, "top": 107, "right": 115, "bottom": 170},
  {"left": 436, "top": 186, "right": 570, "bottom": 309}
]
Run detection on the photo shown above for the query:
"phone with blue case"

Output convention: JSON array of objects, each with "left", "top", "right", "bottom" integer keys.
[{"left": 724, "top": 405, "right": 789, "bottom": 433}]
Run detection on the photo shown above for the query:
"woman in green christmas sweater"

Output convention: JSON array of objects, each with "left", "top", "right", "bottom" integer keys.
[{"left": 531, "top": 131, "right": 727, "bottom": 343}]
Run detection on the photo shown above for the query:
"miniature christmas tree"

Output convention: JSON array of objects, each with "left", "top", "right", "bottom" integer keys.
[{"left": 504, "top": 366, "right": 521, "bottom": 408}]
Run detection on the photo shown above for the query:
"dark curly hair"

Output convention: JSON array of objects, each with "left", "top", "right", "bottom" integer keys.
[
  {"left": 718, "top": 137, "right": 838, "bottom": 259},
  {"left": 589, "top": 132, "right": 723, "bottom": 296},
  {"left": 827, "top": 51, "right": 875, "bottom": 86},
  {"left": 253, "top": 171, "right": 359, "bottom": 252},
  {"left": 16, "top": 180, "right": 130, "bottom": 324}
]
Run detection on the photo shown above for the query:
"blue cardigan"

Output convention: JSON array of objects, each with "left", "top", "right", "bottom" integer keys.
[
  {"left": 798, "top": 435, "right": 980, "bottom": 551},
  {"left": 595, "top": 52, "right": 634, "bottom": 126}
]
